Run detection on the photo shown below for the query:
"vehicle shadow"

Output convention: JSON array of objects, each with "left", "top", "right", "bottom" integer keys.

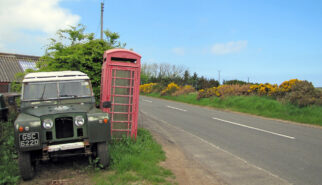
[{"left": 20, "top": 156, "right": 92, "bottom": 185}]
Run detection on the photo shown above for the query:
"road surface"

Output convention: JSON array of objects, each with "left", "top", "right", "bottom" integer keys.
[{"left": 139, "top": 96, "right": 322, "bottom": 185}]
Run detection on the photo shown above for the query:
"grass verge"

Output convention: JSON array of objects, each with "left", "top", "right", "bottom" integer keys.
[
  {"left": 0, "top": 121, "right": 20, "bottom": 185},
  {"left": 91, "top": 128, "right": 175, "bottom": 185},
  {"left": 146, "top": 93, "right": 322, "bottom": 126}
]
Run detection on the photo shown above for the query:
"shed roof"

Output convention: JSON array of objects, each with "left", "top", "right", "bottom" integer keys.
[{"left": 0, "top": 52, "right": 40, "bottom": 82}]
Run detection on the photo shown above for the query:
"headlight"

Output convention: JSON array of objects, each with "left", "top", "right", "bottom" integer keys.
[
  {"left": 75, "top": 116, "right": 85, "bottom": 126},
  {"left": 43, "top": 119, "right": 53, "bottom": 129}
]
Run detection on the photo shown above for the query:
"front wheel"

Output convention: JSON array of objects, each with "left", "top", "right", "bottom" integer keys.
[
  {"left": 18, "top": 152, "right": 35, "bottom": 180},
  {"left": 97, "top": 142, "right": 110, "bottom": 169}
]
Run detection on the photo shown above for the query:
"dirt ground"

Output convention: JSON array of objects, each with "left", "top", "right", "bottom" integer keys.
[
  {"left": 20, "top": 157, "right": 92, "bottom": 185},
  {"left": 20, "top": 131, "right": 225, "bottom": 185}
]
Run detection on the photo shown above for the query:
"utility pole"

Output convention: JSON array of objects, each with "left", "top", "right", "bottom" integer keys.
[
  {"left": 100, "top": 2, "right": 104, "bottom": 40},
  {"left": 218, "top": 70, "right": 221, "bottom": 85}
]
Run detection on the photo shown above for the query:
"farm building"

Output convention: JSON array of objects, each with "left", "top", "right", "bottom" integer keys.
[{"left": 0, "top": 52, "right": 39, "bottom": 93}]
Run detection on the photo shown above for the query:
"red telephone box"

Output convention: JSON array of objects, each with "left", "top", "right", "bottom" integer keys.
[{"left": 100, "top": 49, "right": 141, "bottom": 138}]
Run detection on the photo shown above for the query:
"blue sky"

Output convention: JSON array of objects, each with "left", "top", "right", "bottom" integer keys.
[{"left": 1, "top": 0, "right": 321, "bottom": 86}]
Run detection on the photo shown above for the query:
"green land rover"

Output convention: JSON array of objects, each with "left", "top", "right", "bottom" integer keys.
[{"left": 14, "top": 71, "right": 111, "bottom": 180}]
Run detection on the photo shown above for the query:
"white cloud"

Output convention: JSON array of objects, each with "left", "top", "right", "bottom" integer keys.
[
  {"left": 0, "top": 0, "right": 80, "bottom": 54},
  {"left": 211, "top": 40, "right": 248, "bottom": 55},
  {"left": 172, "top": 47, "right": 185, "bottom": 56}
]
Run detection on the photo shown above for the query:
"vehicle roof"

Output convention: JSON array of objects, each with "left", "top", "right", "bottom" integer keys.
[{"left": 23, "top": 71, "right": 89, "bottom": 82}]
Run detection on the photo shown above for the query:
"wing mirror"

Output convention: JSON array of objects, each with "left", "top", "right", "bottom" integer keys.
[{"left": 102, "top": 101, "right": 111, "bottom": 108}]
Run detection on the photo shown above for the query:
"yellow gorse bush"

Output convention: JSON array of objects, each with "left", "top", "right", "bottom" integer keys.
[
  {"left": 141, "top": 79, "right": 309, "bottom": 106},
  {"left": 218, "top": 84, "right": 251, "bottom": 96},
  {"left": 197, "top": 86, "right": 219, "bottom": 99},
  {"left": 161, "top": 82, "right": 179, "bottom": 96},
  {"left": 172, "top": 85, "right": 196, "bottom": 96},
  {"left": 198, "top": 84, "right": 251, "bottom": 99},
  {"left": 279, "top": 79, "right": 301, "bottom": 92},
  {"left": 140, "top": 83, "right": 157, "bottom": 94},
  {"left": 183, "top": 85, "right": 193, "bottom": 89},
  {"left": 249, "top": 83, "right": 278, "bottom": 96},
  {"left": 248, "top": 79, "right": 301, "bottom": 96}
]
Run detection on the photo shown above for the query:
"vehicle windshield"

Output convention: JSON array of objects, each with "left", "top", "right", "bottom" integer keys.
[{"left": 22, "top": 80, "right": 92, "bottom": 101}]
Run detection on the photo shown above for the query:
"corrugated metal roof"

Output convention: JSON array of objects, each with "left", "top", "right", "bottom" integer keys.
[{"left": 0, "top": 53, "right": 40, "bottom": 82}]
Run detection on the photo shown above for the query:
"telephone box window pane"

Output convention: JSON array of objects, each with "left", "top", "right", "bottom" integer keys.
[{"left": 116, "top": 70, "right": 131, "bottom": 78}]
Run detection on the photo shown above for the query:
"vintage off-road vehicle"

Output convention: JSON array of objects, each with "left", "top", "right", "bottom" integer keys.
[{"left": 14, "top": 71, "right": 111, "bottom": 180}]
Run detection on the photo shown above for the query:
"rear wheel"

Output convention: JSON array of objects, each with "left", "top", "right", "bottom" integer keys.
[
  {"left": 18, "top": 152, "right": 35, "bottom": 180},
  {"left": 97, "top": 142, "right": 110, "bottom": 168}
]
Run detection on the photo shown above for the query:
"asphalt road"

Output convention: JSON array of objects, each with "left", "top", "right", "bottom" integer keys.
[{"left": 139, "top": 96, "right": 322, "bottom": 185}]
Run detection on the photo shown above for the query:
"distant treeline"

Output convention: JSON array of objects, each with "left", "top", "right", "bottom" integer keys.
[{"left": 140, "top": 63, "right": 253, "bottom": 90}]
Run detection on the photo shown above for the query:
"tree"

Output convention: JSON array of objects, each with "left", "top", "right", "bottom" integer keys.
[
  {"left": 208, "top": 78, "right": 219, "bottom": 87},
  {"left": 183, "top": 70, "right": 190, "bottom": 85},
  {"left": 191, "top": 72, "right": 198, "bottom": 89},
  {"left": 223, "top": 79, "right": 248, "bottom": 85},
  {"left": 196, "top": 76, "right": 206, "bottom": 90},
  {"left": 38, "top": 24, "right": 125, "bottom": 103},
  {"left": 140, "top": 62, "right": 187, "bottom": 86}
]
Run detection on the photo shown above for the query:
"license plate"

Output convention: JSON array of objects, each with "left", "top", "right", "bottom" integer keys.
[{"left": 19, "top": 132, "right": 39, "bottom": 147}]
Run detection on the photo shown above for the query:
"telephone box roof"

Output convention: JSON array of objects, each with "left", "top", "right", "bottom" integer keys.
[{"left": 104, "top": 49, "right": 141, "bottom": 58}]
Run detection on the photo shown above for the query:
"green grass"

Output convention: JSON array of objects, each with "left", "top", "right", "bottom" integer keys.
[
  {"left": 0, "top": 121, "right": 20, "bottom": 185},
  {"left": 146, "top": 93, "right": 322, "bottom": 126},
  {"left": 91, "top": 128, "right": 175, "bottom": 185}
]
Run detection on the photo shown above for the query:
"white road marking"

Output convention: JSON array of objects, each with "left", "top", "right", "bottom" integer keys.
[
  {"left": 143, "top": 99, "right": 153, "bottom": 103},
  {"left": 166, "top": 105, "right": 187, "bottom": 112},
  {"left": 212, "top": 117, "right": 295, "bottom": 140}
]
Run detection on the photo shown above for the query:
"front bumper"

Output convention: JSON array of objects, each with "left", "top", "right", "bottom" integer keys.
[
  {"left": 47, "top": 142, "right": 85, "bottom": 152},
  {"left": 42, "top": 140, "right": 91, "bottom": 160}
]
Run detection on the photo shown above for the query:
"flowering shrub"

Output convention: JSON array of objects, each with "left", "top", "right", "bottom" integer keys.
[
  {"left": 248, "top": 79, "right": 302, "bottom": 97},
  {"left": 142, "top": 79, "right": 320, "bottom": 107},
  {"left": 161, "top": 82, "right": 179, "bottom": 96},
  {"left": 249, "top": 83, "right": 278, "bottom": 96},
  {"left": 217, "top": 84, "right": 251, "bottom": 97},
  {"left": 197, "top": 84, "right": 250, "bottom": 99},
  {"left": 279, "top": 79, "right": 300, "bottom": 92},
  {"left": 283, "top": 80, "right": 322, "bottom": 107},
  {"left": 172, "top": 85, "right": 196, "bottom": 96},
  {"left": 197, "top": 87, "right": 218, "bottom": 99},
  {"left": 140, "top": 83, "right": 157, "bottom": 94}
]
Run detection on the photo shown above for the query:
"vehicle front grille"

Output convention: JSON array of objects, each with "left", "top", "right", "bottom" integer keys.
[{"left": 55, "top": 117, "right": 74, "bottom": 139}]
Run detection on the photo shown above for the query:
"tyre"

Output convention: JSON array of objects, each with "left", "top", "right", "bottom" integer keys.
[
  {"left": 97, "top": 142, "right": 110, "bottom": 168},
  {"left": 18, "top": 152, "right": 35, "bottom": 180}
]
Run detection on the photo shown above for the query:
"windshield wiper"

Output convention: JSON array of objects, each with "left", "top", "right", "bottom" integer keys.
[{"left": 40, "top": 85, "right": 47, "bottom": 100}]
